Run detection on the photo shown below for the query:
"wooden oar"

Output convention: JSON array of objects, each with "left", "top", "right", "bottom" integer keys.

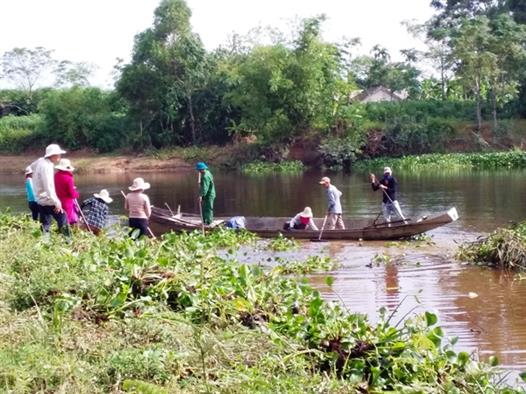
[
  {"left": 75, "top": 199, "right": 93, "bottom": 234},
  {"left": 197, "top": 172, "right": 205, "bottom": 235},
  {"left": 198, "top": 197, "right": 205, "bottom": 236},
  {"left": 164, "top": 202, "right": 175, "bottom": 216},
  {"left": 381, "top": 189, "right": 407, "bottom": 223},
  {"left": 310, "top": 215, "right": 328, "bottom": 242},
  {"left": 120, "top": 190, "right": 156, "bottom": 239}
]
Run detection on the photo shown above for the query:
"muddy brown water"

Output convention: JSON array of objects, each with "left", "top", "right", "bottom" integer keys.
[{"left": 2, "top": 168, "right": 526, "bottom": 377}]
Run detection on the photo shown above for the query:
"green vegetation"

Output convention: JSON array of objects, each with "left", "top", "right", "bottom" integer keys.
[
  {"left": 1, "top": 0, "right": 526, "bottom": 161},
  {"left": 242, "top": 160, "right": 304, "bottom": 175},
  {"left": 266, "top": 233, "right": 300, "bottom": 251},
  {"left": 274, "top": 255, "right": 338, "bottom": 275},
  {"left": 356, "top": 150, "right": 526, "bottom": 172},
  {"left": 0, "top": 213, "right": 519, "bottom": 392},
  {"left": 0, "top": 114, "right": 43, "bottom": 152},
  {"left": 457, "top": 221, "right": 526, "bottom": 270}
]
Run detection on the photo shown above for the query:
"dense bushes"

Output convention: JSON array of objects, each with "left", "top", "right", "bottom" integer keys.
[
  {"left": 364, "top": 100, "right": 479, "bottom": 122},
  {"left": 0, "top": 114, "right": 44, "bottom": 152},
  {"left": 38, "top": 88, "right": 128, "bottom": 152}
]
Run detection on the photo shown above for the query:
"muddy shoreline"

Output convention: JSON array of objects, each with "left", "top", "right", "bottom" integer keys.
[{"left": 0, "top": 153, "right": 194, "bottom": 175}]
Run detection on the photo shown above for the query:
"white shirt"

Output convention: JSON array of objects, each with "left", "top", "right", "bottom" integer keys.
[{"left": 31, "top": 157, "right": 61, "bottom": 207}]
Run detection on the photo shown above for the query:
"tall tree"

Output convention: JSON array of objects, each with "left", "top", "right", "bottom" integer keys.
[
  {"left": 54, "top": 61, "right": 95, "bottom": 87},
  {"left": 1, "top": 47, "right": 55, "bottom": 99},
  {"left": 117, "top": 0, "right": 207, "bottom": 147},
  {"left": 451, "top": 16, "right": 496, "bottom": 132},
  {"left": 486, "top": 14, "right": 526, "bottom": 135}
]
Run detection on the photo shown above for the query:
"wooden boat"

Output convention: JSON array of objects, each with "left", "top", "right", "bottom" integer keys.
[{"left": 150, "top": 206, "right": 459, "bottom": 241}]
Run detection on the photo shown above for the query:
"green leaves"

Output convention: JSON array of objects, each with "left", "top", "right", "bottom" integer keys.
[{"left": 425, "top": 311, "right": 438, "bottom": 327}]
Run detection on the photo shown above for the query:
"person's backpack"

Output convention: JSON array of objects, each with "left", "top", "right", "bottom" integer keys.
[{"left": 225, "top": 216, "right": 246, "bottom": 229}]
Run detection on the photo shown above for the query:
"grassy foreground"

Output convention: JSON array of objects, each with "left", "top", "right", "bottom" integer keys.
[{"left": 0, "top": 214, "right": 521, "bottom": 393}]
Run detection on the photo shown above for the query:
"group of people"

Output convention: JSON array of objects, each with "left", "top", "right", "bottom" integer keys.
[
  {"left": 289, "top": 167, "right": 405, "bottom": 232},
  {"left": 25, "top": 144, "right": 115, "bottom": 237},
  {"left": 24, "top": 144, "right": 217, "bottom": 238},
  {"left": 24, "top": 143, "right": 403, "bottom": 238}
]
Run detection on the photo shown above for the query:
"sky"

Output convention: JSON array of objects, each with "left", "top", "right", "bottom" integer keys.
[{"left": 0, "top": 0, "right": 436, "bottom": 88}]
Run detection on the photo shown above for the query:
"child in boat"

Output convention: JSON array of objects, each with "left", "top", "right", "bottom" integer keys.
[
  {"left": 124, "top": 177, "right": 152, "bottom": 238},
  {"left": 24, "top": 166, "right": 39, "bottom": 221},
  {"left": 80, "top": 189, "right": 113, "bottom": 235},
  {"left": 54, "top": 158, "right": 80, "bottom": 225},
  {"left": 289, "top": 207, "right": 319, "bottom": 230}
]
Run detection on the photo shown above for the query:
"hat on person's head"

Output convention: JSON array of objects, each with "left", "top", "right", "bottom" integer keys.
[
  {"left": 129, "top": 177, "right": 150, "bottom": 191},
  {"left": 195, "top": 162, "right": 208, "bottom": 171},
  {"left": 300, "top": 206, "right": 313, "bottom": 218},
  {"left": 94, "top": 189, "right": 113, "bottom": 204},
  {"left": 319, "top": 176, "right": 331, "bottom": 185},
  {"left": 384, "top": 166, "right": 392, "bottom": 174},
  {"left": 44, "top": 144, "right": 66, "bottom": 158},
  {"left": 55, "top": 158, "right": 75, "bottom": 172},
  {"left": 24, "top": 166, "right": 32, "bottom": 175}
]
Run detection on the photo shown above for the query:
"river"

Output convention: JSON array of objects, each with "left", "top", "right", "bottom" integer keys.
[{"left": 2, "top": 168, "right": 526, "bottom": 375}]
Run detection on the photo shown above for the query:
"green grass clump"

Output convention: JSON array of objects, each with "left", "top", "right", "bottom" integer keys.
[
  {"left": 457, "top": 221, "right": 526, "bottom": 270},
  {"left": 356, "top": 150, "right": 526, "bottom": 172},
  {"left": 0, "top": 213, "right": 521, "bottom": 392},
  {"left": 242, "top": 160, "right": 304, "bottom": 174},
  {"left": 273, "top": 255, "right": 338, "bottom": 275}
]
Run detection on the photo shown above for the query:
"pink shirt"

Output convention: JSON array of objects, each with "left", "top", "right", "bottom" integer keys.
[{"left": 125, "top": 192, "right": 151, "bottom": 219}]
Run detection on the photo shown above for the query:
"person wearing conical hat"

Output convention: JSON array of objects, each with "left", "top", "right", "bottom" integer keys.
[
  {"left": 196, "top": 162, "right": 216, "bottom": 225},
  {"left": 54, "top": 158, "right": 80, "bottom": 225},
  {"left": 29, "top": 144, "right": 70, "bottom": 236},
  {"left": 24, "top": 166, "right": 39, "bottom": 221},
  {"left": 289, "top": 207, "right": 319, "bottom": 230},
  {"left": 124, "top": 177, "right": 152, "bottom": 238},
  {"left": 80, "top": 189, "right": 113, "bottom": 236}
]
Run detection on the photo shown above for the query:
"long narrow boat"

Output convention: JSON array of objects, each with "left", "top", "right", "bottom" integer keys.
[{"left": 150, "top": 206, "right": 459, "bottom": 241}]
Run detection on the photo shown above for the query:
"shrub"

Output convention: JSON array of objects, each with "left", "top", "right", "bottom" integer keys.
[{"left": 0, "top": 114, "right": 44, "bottom": 152}]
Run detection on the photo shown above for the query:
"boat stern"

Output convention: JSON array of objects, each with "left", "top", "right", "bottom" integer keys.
[{"left": 447, "top": 207, "right": 459, "bottom": 222}]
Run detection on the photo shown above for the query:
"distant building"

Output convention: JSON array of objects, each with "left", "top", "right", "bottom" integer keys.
[{"left": 350, "top": 86, "right": 405, "bottom": 103}]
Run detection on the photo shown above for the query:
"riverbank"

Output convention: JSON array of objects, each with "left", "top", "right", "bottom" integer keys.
[{"left": 0, "top": 213, "right": 521, "bottom": 392}]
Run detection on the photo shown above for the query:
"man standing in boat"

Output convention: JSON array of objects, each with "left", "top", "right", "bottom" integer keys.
[
  {"left": 196, "top": 162, "right": 216, "bottom": 225},
  {"left": 370, "top": 166, "right": 406, "bottom": 224},
  {"left": 319, "top": 177, "right": 345, "bottom": 230}
]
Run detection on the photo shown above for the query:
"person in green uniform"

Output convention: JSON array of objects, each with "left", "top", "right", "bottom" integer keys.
[{"left": 196, "top": 162, "right": 216, "bottom": 225}]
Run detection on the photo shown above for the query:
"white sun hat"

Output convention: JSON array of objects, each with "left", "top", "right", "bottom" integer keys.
[
  {"left": 383, "top": 166, "right": 392, "bottom": 174},
  {"left": 129, "top": 177, "right": 150, "bottom": 191},
  {"left": 55, "top": 158, "right": 75, "bottom": 172},
  {"left": 94, "top": 189, "right": 113, "bottom": 204},
  {"left": 44, "top": 144, "right": 66, "bottom": 158},
  {"left": 300, "top": 206, "right": 313, "bottom": 218},
  {"left": 24, "top": 166, "right": 33, "bottom": 175}
]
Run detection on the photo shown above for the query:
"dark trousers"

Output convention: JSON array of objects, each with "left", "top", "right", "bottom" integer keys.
[
  {"left": 38, "top": 204, "right": 70, "bottom": 235},
  {"left": 28, "top": 201, "right": 39, "bottom": 221},
  {"left": 129, "top": 218, "right": 149, "bottom": 238}
]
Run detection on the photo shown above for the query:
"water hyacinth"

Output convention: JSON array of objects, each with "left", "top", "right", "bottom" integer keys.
[
  {"left": 356, "top": 150, "right": 526, "bottom": 172},
  {"left": 457, "top": 221, "right": 526, "bottom": 270},
  {"left": 242, "top": 160, "right": 304, "bottom": 174},
  {"left": 0, "top": 213, "right": 522, "bottom": 392}
]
